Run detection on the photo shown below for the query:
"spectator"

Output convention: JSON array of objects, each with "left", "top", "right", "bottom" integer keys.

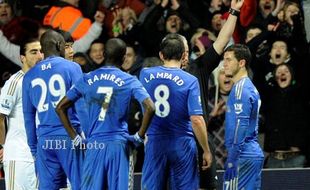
[
  {"left": 141, "top": 0, "right": 200, "bottom": 56},
  {"left": 263, "top": 63, "right": 309, "bottom": 168},
  {"left": 88, "top": 39, "right": 105, "bottom": 67},
  {"left": 99, "top": 0, "right": 145, "bottom": 37},
  {"left": 43, "top": 0, "right": 92, "bottom": 40},
  {"left": 0, "top": 10, "right": 104, "bottom": 67},
  {"left": 207, "top": 63, "right": 233, "bottom": 169}
]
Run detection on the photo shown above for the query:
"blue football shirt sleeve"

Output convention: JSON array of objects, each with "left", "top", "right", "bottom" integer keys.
[
  {"left": 22, "top": 76, "right": 37, "bottom": 157},
  {"left": 188, "top": 80, "right": 203, "bottom": 116},
  {"left": 232, "top": 86, "right": 251, "bottom": 147},
  {"left": 66, "top": 79, "right": 84, "bottom": 102},
  {"left": 132, "top": 77, "right": 150, "bottom": 104}
]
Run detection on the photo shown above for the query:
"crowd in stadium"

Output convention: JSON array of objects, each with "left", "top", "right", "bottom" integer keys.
[{"left": 0, "top": 0, "right": 310, "bottom": 189}]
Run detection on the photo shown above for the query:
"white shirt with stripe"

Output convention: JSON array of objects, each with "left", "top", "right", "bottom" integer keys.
[{"left": 0, "top": 70, "right": 33, "bottom": 162}]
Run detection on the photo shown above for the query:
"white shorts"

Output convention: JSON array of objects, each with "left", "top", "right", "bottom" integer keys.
[{"left": 3, "top": 160, "right": 37, "bottom": 190}]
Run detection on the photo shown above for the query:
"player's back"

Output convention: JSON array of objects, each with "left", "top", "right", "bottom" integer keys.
[
  {"left": 75, "top": 66, "right": 146, "bottom": 140},
  {"left": 140, "top": 66, "right": 201, "bottom": 138},
  {"left": 23, "top": 56, "right": 83, "bottom": 136}
]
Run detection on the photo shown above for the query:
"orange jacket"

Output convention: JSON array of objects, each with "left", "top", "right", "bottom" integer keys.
[{"left": 43, "top": 6, "right": 91, "bottom": 40}]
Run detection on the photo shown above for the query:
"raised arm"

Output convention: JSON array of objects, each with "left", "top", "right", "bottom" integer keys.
[
  {"left": 0, "top": 30, "right": 22, "bottom": 67},
  {"left": 213, "top": 0, "right": 244, "bottom": 55},
  {"left": 72, "top": 11, "right": 105, "bottom": 53}
]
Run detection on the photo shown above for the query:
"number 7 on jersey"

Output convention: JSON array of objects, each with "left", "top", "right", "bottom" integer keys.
[{"left": 97, "top": 86, "right": 113, "bottom": 121}]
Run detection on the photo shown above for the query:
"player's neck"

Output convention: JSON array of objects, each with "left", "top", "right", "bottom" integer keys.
[
  {"left": 233, "top": 69, "right": 248, "bottom": 83},
  {"left": 22, "top": 64, "right": 31, "bottom": 73},
  {"left": 163, "top": 60, "right": 181, "bottom": 69}
]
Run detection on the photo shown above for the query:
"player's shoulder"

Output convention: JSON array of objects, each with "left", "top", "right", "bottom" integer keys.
[
  {"left": 234, "top": 77, "right": 258, "bottom": 98},
  {"left": 140, "top": 66, "right": 157, "bottom": 75},
  {"left": 179, "top": 69, "right": 198, "bottom": 80},
  {"left": 1, "top": 70, "right": 24, "bottom": 94}
]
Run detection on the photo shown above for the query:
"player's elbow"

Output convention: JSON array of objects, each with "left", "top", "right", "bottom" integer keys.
[
  {"left": 55, "top": 103, "right": 64, "bottom": 116},
  {"left": 143, "top": 98, "right": 155, "bottom": 115},
  {"left": 190, "top": 115, "right": 206, "bottom": 128},
  {"left": 55, "top": 97, "right": 68, "bottom": 116}
]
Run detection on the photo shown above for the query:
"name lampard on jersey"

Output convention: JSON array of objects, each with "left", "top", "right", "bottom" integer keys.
[
  {"left": 87, "top": 73, "right": 125, "bottom": 86},
  {"left": 144, "top": 72, "right": 184, "bottom": 86}
]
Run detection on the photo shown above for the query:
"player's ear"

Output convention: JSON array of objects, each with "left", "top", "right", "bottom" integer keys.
[
  {"left": 20, "top": 55, "right": 26, "bottom": 64},
  {"left": 239, "top": 59, "right": 246, "bottom": 68},
  {"left": 56, "top": 41, "right": 61, "bottom": 52},
  {"left": 159, "top": 52, "right": 165, "bottom": 61}
]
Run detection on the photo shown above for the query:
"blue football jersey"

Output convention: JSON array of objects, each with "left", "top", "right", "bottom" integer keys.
[
  {"left": 66, "top": 66, "right": 150, "bottom": 140},
  {"left": 22, "top": 56, "right": 84, "bottom": 154},
  {"left": 139, "top": 66, "right": 203, "bottom": 138},
  {"left": 225, "top": 77, "right": 264, "bottom": 158}
]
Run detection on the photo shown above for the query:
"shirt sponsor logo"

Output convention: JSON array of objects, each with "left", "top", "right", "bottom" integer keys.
[{"left": 1, "top": 99, "right": 11, "bottom": 109}]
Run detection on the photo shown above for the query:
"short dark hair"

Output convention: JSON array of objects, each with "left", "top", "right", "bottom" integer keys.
[
  {"left": 225, "top": 44, "right": 252, "bottom": 70},
  {"left": 160, "top": 33, "right": 184, "bottom": 61},
  {"left": 40, "top": 29, "right": 65, "bottom": 56},
  {"left": 55, "top": 29, "right": 74, "bottom": 43},
  {"left": 19, "top": 38, "right": 40, "bottom": 56},
  {"left": 104, "top": 38, "right": 126, "bottom": 66}
]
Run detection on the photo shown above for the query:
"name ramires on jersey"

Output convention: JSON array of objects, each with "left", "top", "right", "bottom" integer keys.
[
  {"left": 144, "top": 72, "right": 184, "bottom": 86},
  {"left": 87, "top": 74, "right": 125, "bottom": 86}
]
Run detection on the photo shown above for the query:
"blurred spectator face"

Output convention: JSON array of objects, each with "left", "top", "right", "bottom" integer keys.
[
  {"left": 275, "top": 64, "right": 292, "bottom": 88},
  {"left": 277, "top": 10, "right": 284, "bottom": 21},
  {"left": 89, "top": 42, "right": 104, "bottom": 65},
  {"left": 65, "top": 42, "right": 74, "bottom": 61},
  {"left": 166, "top": 15, "right": 182, "bottom": 34},
  {"left": 211, "top": 13, "right": 223, "bottom": 32},
  {"left": 0, "top": 2, "right": 13, "bottom": 25},
  {"left": 122, "top": 46, "right": 136, "bottom": 71},
  {"left": 181, "top": 38, "right": 189, "bottom": 69},
  {"left": 74, "top": 56, "right": 87, "bottom": 66},
  {"left": 210, "top": 0, "right": 223, "bottom": 11},
  {"left": 284, "top": 3, "right": 299, "bottom": 25},
  {"left": 245, "top": 28, "right": 262, "bottom": 43},
  {"left": 21, "top": 41, "right": 44, "bottom": 68},
  {"left": 218, "top": 69, "right": 233, "bottom": 94},
  {"left": 121, "top": 7, "right": 136, "bottom": 30},
  {"left": 270, "top": 41, "right": 289, "bottom": 65},
  {"left": 63, "top": 0, "right": 79, "bottom": 7},
  {"left": 259, "top": 0, "right": 275, "bottom": 17}
]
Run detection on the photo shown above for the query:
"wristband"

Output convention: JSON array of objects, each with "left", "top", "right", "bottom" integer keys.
[
  {"left": 229, "top": 8, "right": 240, "bottom": 17},
  {"left": 134, "top": 132, "right": 144, "bottom": 143}
]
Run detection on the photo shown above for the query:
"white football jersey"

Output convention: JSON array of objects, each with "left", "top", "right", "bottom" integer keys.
[{"left": 0, "top": 70, "right": 33, "bottom": 162}]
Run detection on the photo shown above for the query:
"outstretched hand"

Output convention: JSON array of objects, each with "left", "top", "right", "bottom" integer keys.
[{"left": 230, "top": 0, "right": 244, "bottom": 11}]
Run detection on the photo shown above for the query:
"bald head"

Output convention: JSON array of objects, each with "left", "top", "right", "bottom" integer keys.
[
  {"left": 104, "top": 38, "right": 126, "bottom": 67},
  {"left": 40, "top": 29, "right": 66, "bottom": 58}
]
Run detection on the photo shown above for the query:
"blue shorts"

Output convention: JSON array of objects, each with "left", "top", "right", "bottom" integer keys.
[
  {"left": 81, "top": 139, "right": 134, "bottom": 190},
  {"left": 223, "top": 157, "right": 264, "bottom": 190},
  {"left": 37, "top": 136, "right": 83, "bottom": 190},
  {"left": 142, "top": 136, "right": 199, "bottom": 190}
]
